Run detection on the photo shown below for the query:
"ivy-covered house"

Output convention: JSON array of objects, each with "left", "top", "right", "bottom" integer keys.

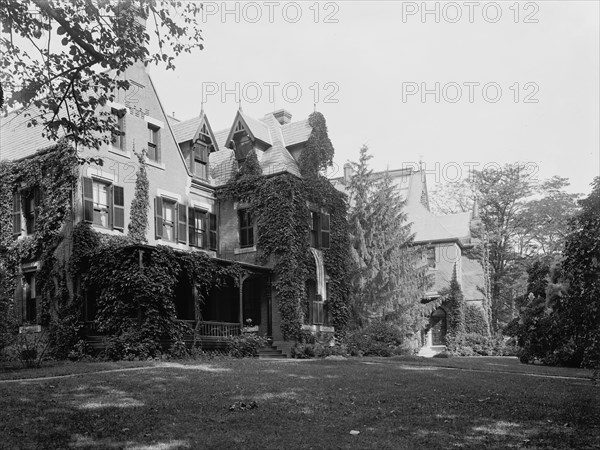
[
  {"left": 0, "top": 62, "right": 350, "bottom": 355},
  {"left": 332, "top": 167, "right": 491, "bottom": 355}
]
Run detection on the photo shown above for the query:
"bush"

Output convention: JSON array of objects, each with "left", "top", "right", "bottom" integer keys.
[
  {"left": 169, "top": 340, "right": 190, "bottom": 359},
  {"left": 446, "top": 332, "right": 518, "bottom": 357},
  {"left": 3, "top": 331, "right": 51, "bottom": 368},
  {"left": 48, "top": 307, "right": 82, "bottom": 360},
  {"left": 345, "top": 321, "right": 405, "bottom": 357},
  {"left": 464, "top": 305, "right": 489, "bottom": 336},
  {"left": 102, "top": 330, "right": 160, "bottom": 361},
  {"left": 225, "top": 334, "right": 268, "bottom": 358}
]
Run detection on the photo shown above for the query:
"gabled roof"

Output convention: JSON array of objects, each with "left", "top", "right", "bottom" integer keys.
[
  {"left": 223, "top": 110, "right": 272, "bottom": 149},
  {"left": 0, "top": 106, "right": 63, "bottom": 161},
  {"left": 205, "top": 110, "right": 311, "bottom": 184},
  {"left": 172, "top": 116, "right": 203, "bottom": 143},
  {"left": 171, "top": 112, "right": 220, "bottom": 151}
]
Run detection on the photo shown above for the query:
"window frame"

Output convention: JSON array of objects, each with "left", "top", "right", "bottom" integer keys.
[
  {"left": 238, "top": 209, "right": 254, "bottom": 248},
  {"left": 82, "top": 177, "right": 125, "bottom": 231},
  {"left": 147, "top": 123, "right": 160, "bottom": 162},
  {"left": 309, "top": 210, "right": 331, "bottom": 250},
  {"left": 426, "top": 247, "right": 436, "bottom": 269},
  {"left": 111, "top": 107, "right": 126, "bottom": 151}
]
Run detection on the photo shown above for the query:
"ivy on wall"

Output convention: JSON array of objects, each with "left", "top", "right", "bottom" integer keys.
[
  {"left": 79, "top": 231, "right": 241, "bottom": 343},
  {"left": 218, "top": 113, "right": 352, "bottom": 340},
  {"left": 127, "top": 151, "right": 149, "bottom": 243},
  {"left": 0, "top": 140, "right": 79, "bottom": 354}
]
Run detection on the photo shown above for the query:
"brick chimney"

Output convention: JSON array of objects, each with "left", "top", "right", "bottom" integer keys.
[{"left": 273, "top": 109, "right": 292, "bottom": 125}]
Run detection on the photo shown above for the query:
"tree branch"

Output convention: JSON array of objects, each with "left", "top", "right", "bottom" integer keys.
[{"left": 31, "top": 0, "right": 105, "bottom": 63}]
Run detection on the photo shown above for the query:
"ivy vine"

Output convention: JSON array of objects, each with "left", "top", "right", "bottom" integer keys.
[
  {"left": 127, "top": 151, "right": 149, "bottom": 243},
  {"left": 218, "top": 113, "right": 352, "bottom": 340}
]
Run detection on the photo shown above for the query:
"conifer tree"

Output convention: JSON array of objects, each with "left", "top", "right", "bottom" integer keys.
[
  {"left": 348, "top": 146, "right": 431, "bottom": 336},
  {"left": 445, "top": 264, "right": 466, "bottom": 337}
]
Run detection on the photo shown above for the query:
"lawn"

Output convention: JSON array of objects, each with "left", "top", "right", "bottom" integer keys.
[{"left": 1, "top": 356, "right": 598, "bottom": 449}]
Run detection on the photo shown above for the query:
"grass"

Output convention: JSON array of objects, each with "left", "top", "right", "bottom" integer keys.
[{"left": 1, "top": 356, "right": 598, "bottom": 449}]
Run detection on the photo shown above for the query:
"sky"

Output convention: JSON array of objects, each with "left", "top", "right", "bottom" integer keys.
[{"left": 147, "top": 1, "right": 600, "bottom": 196}]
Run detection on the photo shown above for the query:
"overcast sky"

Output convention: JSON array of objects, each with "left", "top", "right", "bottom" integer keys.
[{"left": 148, "top": 1, "right": 600, "bottom": 196}]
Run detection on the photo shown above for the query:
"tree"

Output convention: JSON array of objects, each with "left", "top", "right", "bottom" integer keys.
[
  {"left": 429, "top": 179, "right": 475, "bottom": 215},
  {"left": 127, "top": 150, "right": 149, "bottom": 243},
  {"left": 1, "top": 0, "right": 203, "bottom": 149},
  {"left": 560, "top": 177, "right": 600, "bottom": 373},
  {"left": 445, "top": 264, "right": 466, "bottom": 337},
  {"left": 470, "top": 163, "right": 539, "bottom": 332},
  {"left": 347, "top": 146, "right": 431, "bottom": 337},
  {"left": 519, "top": 176, "right": 581, "bottom": 258}
]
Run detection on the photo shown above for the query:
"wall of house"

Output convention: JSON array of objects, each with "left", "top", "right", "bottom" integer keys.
[{"left": 429, "top": 242, "right": 462, "bottom": 294}]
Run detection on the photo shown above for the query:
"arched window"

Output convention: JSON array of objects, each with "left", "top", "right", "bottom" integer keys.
[{"left": 431, "top": 307, "right": 447, "bottom": 346}]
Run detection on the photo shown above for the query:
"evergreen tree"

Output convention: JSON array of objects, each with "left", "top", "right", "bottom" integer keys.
[
  {"left": 128, "top": 151, "right": 149, "bottom": 243},
  {"left": 445, "top": 264, "right": 466, "bottom": 337},
  {"left": 348, "top": 146, "right": 431, "bottom": 337}
]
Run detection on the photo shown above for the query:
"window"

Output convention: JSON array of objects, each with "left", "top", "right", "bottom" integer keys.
[
  {"left": 147, "top": 124, "right": 160, "bottom": 162},
  {"left": 82, "top": 177, "right": 125, "bottom": 230},
  {"left": 23, "top": 272, "right": 37, "bottom": 323},
  {"left": 238, "top": 209, "right": 254, "bottom": 248},
  {"left": 163, "top": 200, "right": 176, "bottom": 242},
  {"left": 229, "top": 121, "right": 254, "bottom": 163},
  {"left": 12, "top": 188, "right": 40, "bottom": 236},
  {"left": 24, "top": 193, "right": 36, "bottom": 235},
  {"left": 111, "top": 108, "right": 126, "bottom": 150},
  {"left": 12, "top": 192, "right": 21, "bottom": 236},
  {"left": 192, "top": 142, "right": 208, "bottom": 179},
  {"left": 188, "top": 208, "right": 206, "bottom": 247},
  {"left": 188, "top": 208, "right": 218, "bottom": 250},
  {"left": 309, "top": 211, "right": 330, "bottom": 249},
  {"left": 155, "top": 197, "right": 187, "bottom": 244},
  {"left": 427, "top": 247, "right": 436, "bottom": 268}
]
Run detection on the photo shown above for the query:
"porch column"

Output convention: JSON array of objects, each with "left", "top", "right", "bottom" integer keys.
[{"left": 238, "top": 273, "right": 250, "bottom": 327}]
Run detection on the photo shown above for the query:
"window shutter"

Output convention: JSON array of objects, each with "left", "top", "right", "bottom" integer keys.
[
  {"left": 209, "top": 213, "right": 217, "bottom": 251},
  {"left": 156, "top": 129, "right": 161, "bottom": 162},
  {"left": 155, "top": 197, "right": 163, "bottom": 239},
  {"left": 321, "top": 213, "right": 330, "bottom": 249},
  {"left": 113, "top": 185, "right": 125, "bottom": 230},
  {"left": 82, "top": 177, "right": 94, "bottom": 223},
  {"left": 12, "top": 192, "right": 21, "bottom": 236},
  {"left": 178, "top": 203, "right": 187, "bottom": 244},
  {"left": 188, "top": 208, "right": 197, "bottom": 247}
]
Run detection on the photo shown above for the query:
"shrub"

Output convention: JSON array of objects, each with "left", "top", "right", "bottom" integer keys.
[
  {"left": 102, "top": 330, "right": 160, "bottom": 361},
  {"left": 47, "top": 306, "right": 82, "bottom": 360},
  {"left": 225, "top": 334, "right": 268, "bottom": 358},
  {"left": 4, "top": 331, "right": 51, "bottom": 368},
  {"left": 345, "top": 321, "right": 405, "bottom": 357},
  {"left": 464, "top": 305, "right": 489, "bottom": 336},
  {"left": 169, "top": 340, "right": 190, "bottom": 359}
]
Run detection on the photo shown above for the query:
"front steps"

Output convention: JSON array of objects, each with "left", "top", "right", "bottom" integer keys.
[{"left": 258, "top": 344, "right": 286, "bottom": 359}]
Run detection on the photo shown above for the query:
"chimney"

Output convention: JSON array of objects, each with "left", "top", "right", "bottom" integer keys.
[
  {"left": 343, "top": 163, "right": 353, "bottom": 184},
  {"left": 273, "top": 109, "right": 292, "bottom": 125}
]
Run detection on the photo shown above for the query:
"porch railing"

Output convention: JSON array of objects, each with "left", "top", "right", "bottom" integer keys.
[{"left": 183, "top": 320, "right": 241, "bottom": 337}]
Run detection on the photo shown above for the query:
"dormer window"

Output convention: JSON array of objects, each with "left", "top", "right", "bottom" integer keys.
[
  {"left": 229, "top": 120, "right": 254, "bottom": 163},
  {"left": 190, "top": 123, "right": 214, "bottom": 180}
]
